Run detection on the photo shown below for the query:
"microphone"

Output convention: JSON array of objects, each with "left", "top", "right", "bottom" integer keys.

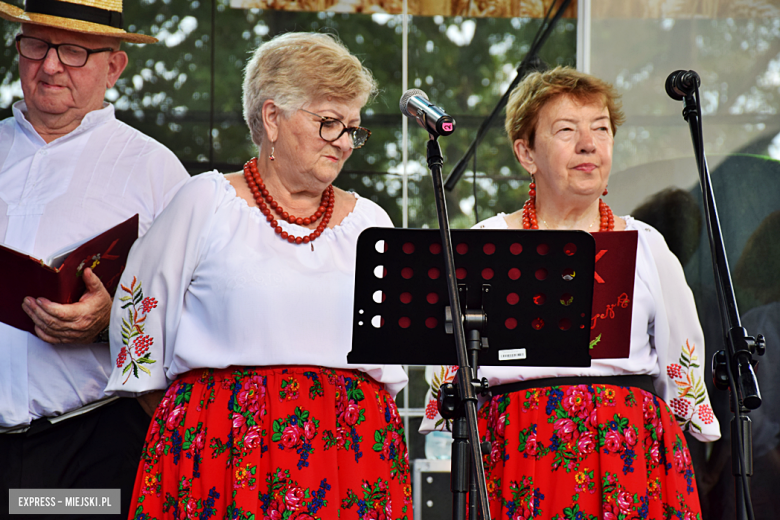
[
  {"left": 666, "top": 70, "right": 700, "bottom": 101},
  {"left": 399, "top": 89, "right": 456, "bottom": 136}
]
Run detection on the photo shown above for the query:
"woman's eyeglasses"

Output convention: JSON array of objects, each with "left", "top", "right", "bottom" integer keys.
[
  {"left": 299, "top": 109, "right": 371, "bottom": 149},
  {"left": 15, "top": 35, "right": 114, "bottom": 68}
]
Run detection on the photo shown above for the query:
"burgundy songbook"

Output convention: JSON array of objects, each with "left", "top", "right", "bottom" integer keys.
[
  {"left": 588, "top": 230, "right": 638, "bottom": 359},
  {"left": 0, "top": 214, "right": 138, "bottom": 334}
]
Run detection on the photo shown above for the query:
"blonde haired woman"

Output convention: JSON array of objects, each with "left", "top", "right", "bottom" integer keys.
[{"left": 106, "top": 32, "right": 411, "bottom": 519}]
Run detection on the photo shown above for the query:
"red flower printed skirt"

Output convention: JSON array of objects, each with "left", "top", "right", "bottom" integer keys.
[
  {"left": 129, "top": 366, "right": 412, "bottom": 520},
  {"left": 478, "top": 383, "right": 702, "bottom": 520}
]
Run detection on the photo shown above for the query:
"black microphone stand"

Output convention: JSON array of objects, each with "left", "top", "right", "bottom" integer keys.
[
  {"left": 443, "top": 0, "right": 572, "bottom": 192},
  {"left": 667, "top": 71, "right": 766, "bottom": 520},
  {"left": 426, "top": 134, "right": 491, "bottom": 520}
]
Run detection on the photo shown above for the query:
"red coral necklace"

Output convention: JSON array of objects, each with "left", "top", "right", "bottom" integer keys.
[
  {"left": 243, "top": 158, "right": 334, "bottom": 245},
  {"left": 521, "top": 180, "right": 615, "bottom": 231}
]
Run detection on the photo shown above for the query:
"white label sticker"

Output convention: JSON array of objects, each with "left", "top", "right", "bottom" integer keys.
[{"left": 498, "top": 349, "right": 527, "bottom": 361}]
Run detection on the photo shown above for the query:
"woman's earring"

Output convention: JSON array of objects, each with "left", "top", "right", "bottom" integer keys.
[
  {"left": 602, "top": 185, "right": 608, "bottom": 197},
  {"left": 529, "top": 174, "right": 536, "bottom": 201},
  {"left": 269, "top": 146, "right": 275, "bottom": 161}
]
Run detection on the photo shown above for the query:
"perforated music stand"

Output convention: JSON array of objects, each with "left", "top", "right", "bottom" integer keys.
[{"left": 348, "top": 227, "right": 596, "bottom": 368}]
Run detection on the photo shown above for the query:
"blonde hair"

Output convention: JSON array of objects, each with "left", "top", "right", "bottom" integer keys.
[
  {"left": 243, "top": 32, "right": 378, "bottom": 147},
  {"left": 505, "top": 66, "right": 625, "bottom": 150}
]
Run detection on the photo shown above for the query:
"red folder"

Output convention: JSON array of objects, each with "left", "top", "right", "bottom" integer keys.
[
  {"left": 589, "top": 230, "right": 638, "bottom": 359},
  {"left": 0, "top": 214, "right": 139, "bottom": 334}
]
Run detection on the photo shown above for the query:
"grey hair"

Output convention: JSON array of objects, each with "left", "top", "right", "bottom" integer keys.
[{"left": 242, "top": 32, "right": 378, "bottom": 147}]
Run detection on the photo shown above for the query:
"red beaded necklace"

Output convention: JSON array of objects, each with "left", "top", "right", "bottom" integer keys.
[
  {"left": 521, "top": 180, "right": 615, "bottom": 231},
  {"left": 243, "top": 158, "right": 334, "bottom": 245}
]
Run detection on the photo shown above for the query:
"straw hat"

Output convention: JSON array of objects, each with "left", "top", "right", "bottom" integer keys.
[{"left": 0, "top": 0, "right": 158, "bottom": 44}]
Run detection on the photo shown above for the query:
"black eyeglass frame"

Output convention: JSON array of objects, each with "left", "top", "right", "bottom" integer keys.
[
  {"left": 299, "top": 108, "right": 371, "bottom": 149},
  {"left": 15, "top": 35, "right": 115, "bottom": 68}
]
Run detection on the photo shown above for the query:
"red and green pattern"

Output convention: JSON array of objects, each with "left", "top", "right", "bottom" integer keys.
[
  {"left": 116, "top": 276, "right": 158, "bottom": 383},
  {"left": 130, "top": 366, "right": 411, "bottom": 520},
  {"left": 666, "top": 339, "right": 714, "bottom": 433},
  {"left": 479, "top": 384, "right": 702, "bottom": 520}
]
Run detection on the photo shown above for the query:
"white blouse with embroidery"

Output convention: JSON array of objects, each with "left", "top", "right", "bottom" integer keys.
[
  {"left": 420, "top": 214, "right": 721, "bottom": 442},
  {"left": 105, "top": 171, "right": 408, "bottom": 397}
]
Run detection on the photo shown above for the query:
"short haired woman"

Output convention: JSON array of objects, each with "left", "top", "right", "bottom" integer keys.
[
  {"left": 423, "top": 66, "right": 720, "bottom": 520},
  {"left": 107, "top": 32, "right": 411, "bottom": 520}
]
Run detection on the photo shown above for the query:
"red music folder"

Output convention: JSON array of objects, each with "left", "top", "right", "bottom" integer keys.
[
  {"left": 0, "top": 214, "right": 139, "bottom": 334},
  {"left": 589, "top": 230, "right": 638, "bottom": 359}
]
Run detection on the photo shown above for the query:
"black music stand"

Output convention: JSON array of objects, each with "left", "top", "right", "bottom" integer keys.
[
  {"left": 348, "top": 227, "right": 596, "bottom": 520},
  {"left": 348, "top": 228, "right": 595, "bottom": 368}
]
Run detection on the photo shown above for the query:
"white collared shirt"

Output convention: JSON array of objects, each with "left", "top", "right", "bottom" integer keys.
[{"left": 0, "top": 100, "right": 189, "bottom": 428}]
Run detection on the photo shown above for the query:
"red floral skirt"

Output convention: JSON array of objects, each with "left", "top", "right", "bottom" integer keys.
[
  {"left": 478, "top": 383, "right": 701, "bottom": 520},
  {"left": 129, "top": 366, "right": 411, "bottom": 520}
]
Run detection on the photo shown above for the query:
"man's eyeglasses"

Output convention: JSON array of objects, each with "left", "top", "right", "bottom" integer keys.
[
  {"left": 15, "top": 35, "right": 115, "bottom": 68},
  {"left": 299, "top": 109, "right": 371, "bottom": 149}
]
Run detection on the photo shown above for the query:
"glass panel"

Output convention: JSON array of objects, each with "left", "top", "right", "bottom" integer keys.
[
  {"left": 589, "top": 5, "right": 780, "bottom": 518},
  {"left": 404, "top": 15, "right": 577, "bottom": 228},
  {"left": 405, "top": 365, "right": 429, "bottom": 409},
  {"left": 406, "top": 416, "right": 426, "bottom": 462}
]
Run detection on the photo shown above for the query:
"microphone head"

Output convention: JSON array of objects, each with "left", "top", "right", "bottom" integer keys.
[
  {"left": 399, "top": 88, "right": 428, "bottom": 118},
  {"left": 666, "top": 70, "right": 699, "bottom": 101},
  {"left": 665, "top": 70, "right": 687, "bottom": 101}
]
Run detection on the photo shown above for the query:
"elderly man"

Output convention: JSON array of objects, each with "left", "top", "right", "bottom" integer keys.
[{"left": 0, "top": 1, "right": 189, "bottom": 517}]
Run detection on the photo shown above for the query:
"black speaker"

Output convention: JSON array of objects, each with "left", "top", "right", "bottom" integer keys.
[{"left": 412, "top": 459, "right": 452, "bottom": 520}]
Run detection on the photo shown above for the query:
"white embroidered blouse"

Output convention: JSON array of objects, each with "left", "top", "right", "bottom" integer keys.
[
  {"left": 104, "top": 171, "right": 409, "bottom": 397},
  {"left": 420, "top": 214, "right": 721, "bottom": 442}
]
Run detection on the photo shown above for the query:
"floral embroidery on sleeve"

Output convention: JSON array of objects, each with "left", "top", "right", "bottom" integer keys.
[
  {"left": 425, "top": 365, "right": 458, "bottom": 429},
  {"left": 116, "top": 276, "right": 158, "bottom": 384},
  {"left": 666, "top": 339, "right": 714, "bottom": 432}
]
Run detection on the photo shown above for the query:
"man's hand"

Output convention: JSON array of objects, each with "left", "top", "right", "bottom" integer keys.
[{"left": 22, "top": 268, "right": 112, "bottom": 344}]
